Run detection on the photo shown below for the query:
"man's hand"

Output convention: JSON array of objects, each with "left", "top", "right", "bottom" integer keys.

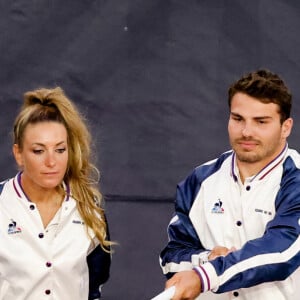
[
  {"left": 163, "top": 246, "right": 236, "bottom": 299},
  {"left": 209, "top": 246, "right": 236, "bottom": 260},
  {"left": 165, "top": 270, "right": 201, "bottom": 300}
]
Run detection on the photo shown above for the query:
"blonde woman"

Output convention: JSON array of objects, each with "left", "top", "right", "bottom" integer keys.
[{"left": 0, "top": 87, "right": 112, "bottom": 299}]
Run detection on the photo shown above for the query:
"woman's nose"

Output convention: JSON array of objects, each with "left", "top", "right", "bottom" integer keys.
[{"left": 45, "top": 153, "right": 56, "bottom": 167}]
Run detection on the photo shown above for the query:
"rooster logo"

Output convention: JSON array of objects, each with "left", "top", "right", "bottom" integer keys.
[
  {"left": 211, "top": 199, "right": 224, "bottom": 214},
  {"left": 8, "top": 219, "right": 22, "bottom": 234}
]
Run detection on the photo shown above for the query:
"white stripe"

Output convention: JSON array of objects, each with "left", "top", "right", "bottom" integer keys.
[
  {"left": 220, "top": 236, "right": 300, "bottom": 284},
  {"left": 160, "top": 260, "right": 193, "bottom": 274},
  {"left": 169, "top": 215, "right": 178, "bottom": 225},
  {"left": 195, "top": 266, "right": 209, "bottom": 291},
  {"left": 167, "top": 215, "right": 179, "bottom": 241}
]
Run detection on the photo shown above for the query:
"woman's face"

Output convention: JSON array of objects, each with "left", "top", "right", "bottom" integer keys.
[{"left": 13, "top": 121, "right": 69, "bottom": 191}]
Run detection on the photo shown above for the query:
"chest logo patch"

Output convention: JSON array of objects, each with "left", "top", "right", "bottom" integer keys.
[
  {"left": 72, "top": 220, "right": 84, "bottom": 225},
  {"left": 211, "top": 199, "right": 224, "bottom": 214},
  {"left": 7, "top": 219, "right": 22, "bottom": 234}
]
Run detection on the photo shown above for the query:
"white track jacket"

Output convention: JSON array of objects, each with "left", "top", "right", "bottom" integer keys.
[
  {"left": 160, "top": 145, "right": 300, "bottom": 300},
  {"left": 0, "top": 172, "right": 110, "bottom": 300}
]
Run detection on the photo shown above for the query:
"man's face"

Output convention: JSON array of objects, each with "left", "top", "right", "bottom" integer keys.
[{"left": 228, "top": 92, "right": 292, "bottom": 166}]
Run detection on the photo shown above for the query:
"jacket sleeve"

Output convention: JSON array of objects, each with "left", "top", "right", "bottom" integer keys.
[
  {"left": 159, "top": 167, "right": 209, "bottom": 278},
  {"left": 87, "top": 216, "right": 112, "bottom": 299},
  {"left": 195, "top": 157, "right": 300, "bottom": 293},
  {"left": 160, "top": 154, "right": 231, "bottom": 278}
]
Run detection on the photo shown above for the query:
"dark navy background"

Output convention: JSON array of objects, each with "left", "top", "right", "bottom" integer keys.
[{"left": 1, "top": 1, "right": 300, "bottom": 298}]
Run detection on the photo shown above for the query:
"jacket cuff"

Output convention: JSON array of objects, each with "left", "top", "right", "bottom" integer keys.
[{"left": 193, "top": 262, "right": 219, "bottom": 292}]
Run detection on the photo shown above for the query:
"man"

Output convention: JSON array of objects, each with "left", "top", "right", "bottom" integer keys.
[{"left": 159, "top": 69, "right": 300, "bottom": 300}]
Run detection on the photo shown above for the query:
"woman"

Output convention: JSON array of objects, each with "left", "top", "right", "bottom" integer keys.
[{"left": 0, "top": 87, "right": 112, "bottom": 299}]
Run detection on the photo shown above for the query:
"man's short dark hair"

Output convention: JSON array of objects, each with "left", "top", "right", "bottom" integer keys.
[{"left": 228, "top": 69, "right": 292, "bottom": 123}]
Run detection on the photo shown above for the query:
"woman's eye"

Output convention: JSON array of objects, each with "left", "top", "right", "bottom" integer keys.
[
  {"left": 33, "top": 149, "right": 43, "bottom": 154},
  {"left": 56, "top": 148, "right": 66, "bottom": 153}
]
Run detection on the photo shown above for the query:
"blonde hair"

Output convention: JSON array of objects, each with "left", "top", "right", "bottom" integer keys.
[{"left": 13, "top": 87, "right": 112, "bottom": 251}]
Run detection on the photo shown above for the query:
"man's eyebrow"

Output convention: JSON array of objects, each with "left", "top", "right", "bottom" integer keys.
[
  {"left": 230, "top": 111, "right": 243, "bottom": 118},
  {"left": 253, "top": 116, "right": 272, "bottom": 120},
  {"left": 230, "top": 111, "right": 272, "bottom": 119}
]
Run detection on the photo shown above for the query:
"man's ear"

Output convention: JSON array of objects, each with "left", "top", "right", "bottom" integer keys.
[
  {"left": 282, "top": 117, "right": 293, "bottom": 139},
  {"left": 13, "top": 144, "right": 23, "bottom": 167}
]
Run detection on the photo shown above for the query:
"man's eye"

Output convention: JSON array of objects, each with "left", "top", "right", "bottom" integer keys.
[{"left": 232, "top": 117, "right": 242, "bottom": 122}]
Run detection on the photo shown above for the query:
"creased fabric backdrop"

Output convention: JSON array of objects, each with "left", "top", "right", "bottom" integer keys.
[{"left": 0, "top": 1, "right": 300, "bottom": 299}]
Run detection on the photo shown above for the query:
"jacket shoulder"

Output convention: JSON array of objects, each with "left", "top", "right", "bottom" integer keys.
[{"left": 0, "top": 180, "right": 8, "bottom": 195}]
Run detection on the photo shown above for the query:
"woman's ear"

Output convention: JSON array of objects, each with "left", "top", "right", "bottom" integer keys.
[{"left": 13, "top": 144, "right": 23, "bottom": 167}]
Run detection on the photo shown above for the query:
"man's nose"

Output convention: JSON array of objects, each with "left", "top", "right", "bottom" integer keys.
[{"left": 242, "top": 123, "right": 253, "bottom": 136}]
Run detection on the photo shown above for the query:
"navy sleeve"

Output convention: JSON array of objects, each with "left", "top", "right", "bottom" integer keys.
[
  {"left": 87, "top": 217, "right": 111, "bottom": 299},
  {"left": 160, "top": 153, "right": 231, "bottom": 278},
  {"left": 159, "top": 169, "right": 205, "bottom": 278}
]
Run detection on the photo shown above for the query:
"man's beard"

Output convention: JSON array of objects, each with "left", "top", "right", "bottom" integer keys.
[
  {"left": 235, "top": 150, "right": 262, "bottom": 163},
  {"left": 233, "top": 138, "right": 262, "bottom": 163}
]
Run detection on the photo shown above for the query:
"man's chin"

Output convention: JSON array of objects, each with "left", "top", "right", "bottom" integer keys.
[{"left": 235, "top": 151, "right": 260, "bottom": 163}]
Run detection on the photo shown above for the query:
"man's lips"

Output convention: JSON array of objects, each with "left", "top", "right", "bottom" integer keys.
[{"left": 238, "top": 140, "right": 259, "bottom": 150}]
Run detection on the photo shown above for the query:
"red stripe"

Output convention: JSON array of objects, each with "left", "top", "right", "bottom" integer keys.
[
  {"left": 259, "top": 157, "right": 284, "bottom": 180},
  {"left": 199, "top": 265, "right": 210, "bottom": 291},
  {"left": 12, "top": 178, "right": 21, "bottom": 198}
]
